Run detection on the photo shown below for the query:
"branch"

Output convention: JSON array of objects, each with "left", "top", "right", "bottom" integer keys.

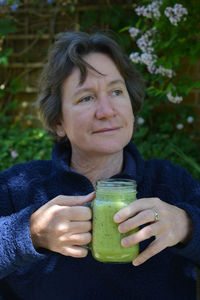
[{"left": 11, "top": 36, "right": 40, "bottom": 57}]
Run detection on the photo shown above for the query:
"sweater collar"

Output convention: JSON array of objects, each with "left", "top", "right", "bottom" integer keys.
[{"left": 52, "top": 141, "right": 145, "bottom": 185}]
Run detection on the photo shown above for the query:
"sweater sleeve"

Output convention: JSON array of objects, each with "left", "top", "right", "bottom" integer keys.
[
  {"left": 0, "top": 176, "right": 46, "bottom": 279},
  {"left": 169, "top": 166, "right": 200, "bottom": 265}
]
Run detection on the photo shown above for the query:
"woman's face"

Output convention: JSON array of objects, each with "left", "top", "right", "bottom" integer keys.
[{"left": 56, "top": 52, "right": 134, "bottom": 157}]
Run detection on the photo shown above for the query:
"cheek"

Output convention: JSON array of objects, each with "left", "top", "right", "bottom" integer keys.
[
  {"left": 67, "top": 113, "right": 89, "bottom": 138},
  {"left": 125, "top": 107, "right": 134, "bottom": 137},
  {"left": 123, "top": 104, "right": 134, "bottom": 126}
]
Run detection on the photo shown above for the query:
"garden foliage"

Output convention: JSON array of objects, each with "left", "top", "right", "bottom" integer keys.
[{"left": 126, "top": 0, "right": 200, "bottom": 180}]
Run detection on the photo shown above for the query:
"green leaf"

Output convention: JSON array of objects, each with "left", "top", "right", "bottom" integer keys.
[
  {"left": 9, "top": 78, "right": 24, "bottom": 95},
  {"left": 119, "top": 26, "right": 130, "bottom": 33},
  {"left": 0, "top": 19, "right": 16, "bottom": 36},
  {"left": 0, "top": 48, "right": 13, "bottom": 66},
  {"left": 192, "top": 80, "right": 200, "bottom": 89}
]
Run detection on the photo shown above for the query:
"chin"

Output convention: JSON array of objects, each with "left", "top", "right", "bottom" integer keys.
[{"left": 91, "top": 140, "right": 129, "bottom": 155}]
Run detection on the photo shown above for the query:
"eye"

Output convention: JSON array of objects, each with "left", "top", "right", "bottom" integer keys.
[
  {"left": 112, "top": 89, "right": 123, "bottom": 96},
  {"left": 79, "top": 95, "right": 95, "bottom": 103}
]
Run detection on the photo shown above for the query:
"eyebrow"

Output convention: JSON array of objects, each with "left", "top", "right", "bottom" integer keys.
[{"left": 73, "top": 79, "right": 126, "bottom": 98}]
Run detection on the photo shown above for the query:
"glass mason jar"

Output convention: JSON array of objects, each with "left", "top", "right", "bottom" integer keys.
[{"left": 91, "top": 179, "right": 139, "bottom": 263}]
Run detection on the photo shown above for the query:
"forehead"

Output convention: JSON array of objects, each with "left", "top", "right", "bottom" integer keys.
[
  {"left": 82, "top": 52, "right": 122, "bottom": 79},
  {"left": 63, "top": 53, "right": 124, "bottom": 92}
]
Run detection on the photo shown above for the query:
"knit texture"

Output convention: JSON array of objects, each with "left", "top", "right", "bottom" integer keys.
[{"left": 0, "top": 141, "right": 199, "bottom": 300}]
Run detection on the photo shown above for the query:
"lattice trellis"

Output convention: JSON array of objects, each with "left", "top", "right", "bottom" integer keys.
[{"left": 0, "top": 1, "right": 135, "bottom": 98}]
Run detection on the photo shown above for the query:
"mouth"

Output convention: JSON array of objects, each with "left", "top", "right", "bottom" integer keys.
[{"left": 93, "top": 127, "right": 121, "bottom": 134}]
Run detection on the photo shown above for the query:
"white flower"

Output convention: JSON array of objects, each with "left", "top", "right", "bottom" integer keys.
[
  {"left": 135, "top": 1, "right": 163, "bottom": 20},
  {"left": 141, "top": 53, "right": 157, "bottom": 66},
  {"left": 156, "top": 66, "right": 175, "bottom": 78},
  {"left": 136, "top": 34, "right": 154, "bottom": 54},
  {"left": 137, "top": 117, "right": 145, "bottom": 125},
  {"left": 129, "top": 27, "right": 140, "bottom": 38},
  {"left": 167, "top": 91, "right": 183, "bottom": 103},
  {"left": 136, "top": 28, "right": 157, "bottom": 54},
  {"left": 147, "top": 64, "right": 157, "bottom": 74},
  {"left": 130, "top": 52, "right": 141, "bottom": 63},
  {"left": 187, "top": 116, "right": 194, "bottom": 123},
  {"left": 164, "top": 4, "right": 188, "bottom": 26},
  {"left": 10, "top": 150, "right": 19, "bottom": 159},
  {"left": 176, "top": 123, "right": 184, "bottom": 130}
]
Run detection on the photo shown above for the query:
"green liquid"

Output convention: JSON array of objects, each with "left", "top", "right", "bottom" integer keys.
[{"left": 91, "top": 191, "right": 139, "bottom": 263}]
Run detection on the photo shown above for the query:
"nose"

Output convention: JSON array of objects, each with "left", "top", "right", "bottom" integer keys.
[{"left": 95, "top": 94, "right": 116, "bottom": 120}]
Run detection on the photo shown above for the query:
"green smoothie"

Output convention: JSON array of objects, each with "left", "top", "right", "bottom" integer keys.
[{"left": 91, "top": 181, "right": 139, "bottom": 263}]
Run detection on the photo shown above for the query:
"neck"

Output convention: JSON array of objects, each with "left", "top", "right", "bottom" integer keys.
[{"left": 70, "top": 150, "right": 123, "bottom": 187}]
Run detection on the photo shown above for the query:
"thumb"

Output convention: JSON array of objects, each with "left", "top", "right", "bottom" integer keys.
[{"left": 51, "top": 192, "right": 95, "bottom": 206}]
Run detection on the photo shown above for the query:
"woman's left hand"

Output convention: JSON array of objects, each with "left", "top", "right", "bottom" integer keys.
[{"left": 113, "top": 197, "right": 194, "bottom": 266}]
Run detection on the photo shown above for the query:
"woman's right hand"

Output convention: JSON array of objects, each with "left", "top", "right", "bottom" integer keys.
[{"left": 30, "top": 192, "right": 95, "bottom": 258}]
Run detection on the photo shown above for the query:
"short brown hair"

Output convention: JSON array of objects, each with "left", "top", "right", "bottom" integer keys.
[{"left": 36, "top": 31, "right": 145, "bottom": 135}]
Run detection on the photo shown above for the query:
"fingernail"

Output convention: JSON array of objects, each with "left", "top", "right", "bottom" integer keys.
[
  {"left": 121, "top": 239, "right": 128, "bottom": 247},
  {"left": 133, "top": 259, "right": 140, "bottom": 266},
  {"left": 118, "top": 225, "right": 122, "bottom": 233},
  {"left": 113, "top": 215, "right": 120, "bottom": 223}
]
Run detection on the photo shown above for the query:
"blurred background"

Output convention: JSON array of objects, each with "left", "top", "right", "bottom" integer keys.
[{"left": 0, "top": 0, "right": 199, "bottom": 180}]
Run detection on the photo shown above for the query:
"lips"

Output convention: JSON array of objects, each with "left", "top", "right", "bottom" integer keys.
[{"left": 93, "top": 127, "right": 121, "bottom": 134}]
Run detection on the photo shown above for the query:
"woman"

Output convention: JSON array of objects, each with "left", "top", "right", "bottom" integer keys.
[{"left": 0, "top": 31, "right": 199, "bottom": 300}]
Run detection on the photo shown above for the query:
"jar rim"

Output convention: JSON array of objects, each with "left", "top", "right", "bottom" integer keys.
[{"left": 96, "top": 178, "right": 136, "bottom": 189}]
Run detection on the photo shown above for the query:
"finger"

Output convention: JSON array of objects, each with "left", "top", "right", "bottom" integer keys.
[
  {"left": 68, "top": 232, "right": 92, "bottom": 246},
  {"left": 132, "top": 237, "right": 166, "bottom": 266},
  {"left": 118, "top": 209, "right": 157, "bottom": 233},
  {"left": 55, "top": 221, "right": 92, "bottom": 235},
  {"left": 121, "top": 223, "right": 159, "bottom": 247},
  {"left": 51, "top": 192, "right": 95, "bottom": 207},
  {"left": 66, "top": 206, "right": 92, "bottom": 221},
  {"left": 68, "top": 221, "right": 92, "bottom": 234},
  {"left": 61, "top": 245, "right": 88, "bottom": 258},
  {"left": 54, "top": 206, "right": 92, "bottom": 221},
  {"left": 114, "top": 197, "right": 160, "bottom": 223}
]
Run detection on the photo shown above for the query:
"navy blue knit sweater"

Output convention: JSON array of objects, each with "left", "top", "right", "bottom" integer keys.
[{"left": 0, "top": 142, "right": 200, "bottom": 300}]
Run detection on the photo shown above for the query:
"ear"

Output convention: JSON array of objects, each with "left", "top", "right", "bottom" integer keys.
[{"left": 55, "top": 123, "right": 66, "bottom": 137}]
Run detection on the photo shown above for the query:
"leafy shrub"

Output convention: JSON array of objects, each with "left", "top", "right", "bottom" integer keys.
[
  {"left": 0, "top": 113, "right": 52, "bottom": 171},
  {"left": 126, "top": 0, "right": 200, "bottom": 181}
]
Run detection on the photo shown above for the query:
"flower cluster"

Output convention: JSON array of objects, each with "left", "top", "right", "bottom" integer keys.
[
  {"left": 176, "top": 123, "right": 184, "bottom": 130},
  {"left": 137, "top": 117, "right": 145, "bottom": 125},
  {"left": 136, "top": 29, "right": 156, "bottom": 53},
  {"left": 187, "top": 116, "right": 194, "bottom": 124},
  {"left": 10, "top": 150, "right": 18, "bottom": 159},
  {"left": 166, "top": 91, "right": 183, "bottom": 104},
  {"left": 135, "top": 1, "right": 163, "bottom": 20},
  {"left": 141, "top": 53, "right": 157, "bottom": 66},
  {"left": 0, "top": 0, "right": 18, "bottom": 10},
  {"left": 129, "top": 23, "right": 175, "bottom": 78},
  {"left": 129, "top": 1, "right": 189, "bottom": 95},
  {"left": 130, "top": 52, "right": 157, "bottom": 68},
  {"left": 164, "top": 4, "right": 188, "bottom": 26},
  {"left": 130, "top": 56, "right": 174, "bottom": 78},
  {"left": 129, "top": 52, "right": 141, "bottom": 64},
  {"left": 130, "top": 50, "right": 174, "bottom": 78},
  {"left": 155, "top": 66, "right": 175, "bottom": 78},
  {"left": 129, "top": 27, "right": 140, "bottom": 38},
  {"left": 175, "top": 116, "right": 194, "bottom": 131},
  {"left": 11, "top": 3, "right": 18, "bottom": 11}
]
